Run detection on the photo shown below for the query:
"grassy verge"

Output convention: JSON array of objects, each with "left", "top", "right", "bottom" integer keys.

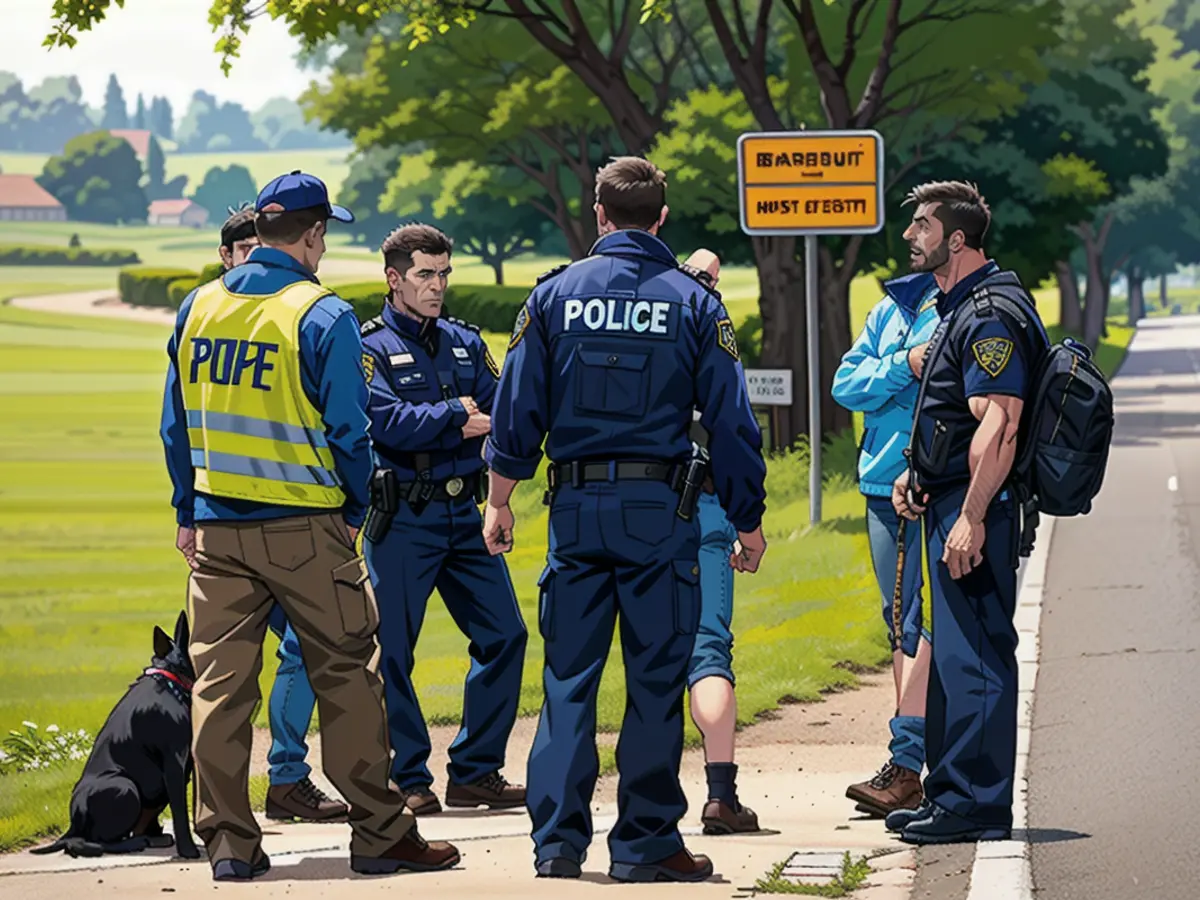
[{"left": 754, "top": 852, "right": 873, "bottom": 897}]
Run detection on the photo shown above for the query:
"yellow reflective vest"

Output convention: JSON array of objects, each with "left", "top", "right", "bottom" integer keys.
[{"left": 178, "top": 278, "right": 345, "bottom": 508}]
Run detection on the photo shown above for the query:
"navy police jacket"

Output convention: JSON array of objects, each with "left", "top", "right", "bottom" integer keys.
[
  {"left": 485, "top": 230, "right": 768, "bottom": 533},
  {"left": 361, "top": 300, "right": 500, "bottom": 483}
]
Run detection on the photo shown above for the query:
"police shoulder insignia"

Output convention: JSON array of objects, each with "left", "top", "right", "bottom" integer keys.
[
  {"left": 360, "top": 315, "right": 383, "bottom": 336},
  {"left": 509, "top": 303, "right": 531, "bottom": 350},
  {"left": 448, "top": 315, "right": 481, "bottom": 334},
  {"left": 362, "top": 352, "right": 376, "bottom": 382},
  {"left": 972, "top": 337, "right": 1014, "bottom": 378},
  {"left": 716, "top": 318, "right": 739, "bottom": 361},
  {"left": 536, "top": 263, "right": 568, "bottom": 285},
  {"left": 484, "top": 346, "right": 501, "bottom": 379}
]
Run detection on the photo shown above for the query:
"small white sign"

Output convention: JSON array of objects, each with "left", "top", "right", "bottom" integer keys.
[{"left": 744, "top": 368, "right": 793, "bottom": 406}]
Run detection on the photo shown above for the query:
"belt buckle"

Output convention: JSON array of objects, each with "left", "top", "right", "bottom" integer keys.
[{"left": 445, "top": 477, "right": 464, "bottom": 498}]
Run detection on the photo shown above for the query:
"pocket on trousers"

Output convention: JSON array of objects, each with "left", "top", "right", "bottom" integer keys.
[
  {"left": 549, "top": 503, "right": 580, "bottom": 552},
  {"left": 622, "top": 501, "right": 673, "bottom": 547},
  {"left": 332, "top": 557, "right": 377, "bottom": 639},
  {"left": 263, "top": 520, "right": 317, "bottom": 571},
  {"left": 672, "top": 559, "right": 701, "bottom": 636},
  {"left": 537, "top": 566, "right": 556, "bottom": 642}
]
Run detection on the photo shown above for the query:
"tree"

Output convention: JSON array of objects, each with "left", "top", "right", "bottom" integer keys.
[
  {"left": 149, "top": 96, "right": 174, "bottom": 139},
  {"left": 251, "top": 97, "right": 348, "bottom": 150},
  {"left": 101, "top": 74, "right": 127, "bottom": 129},
  {"left": 143, "top": 134, "right": 188, "bottom": 201},
  {"left": 133, "top": 93, "right": 146, "bottom": 129},
  {"left": 37, "top": 130, "right": 148, "bottom": 223},
  {"left": 190, "top": 164, "right": 258, "bottom": 221},
  {"left": 339, "top": 145, "right": 410, "bottom": 249},
  {"left": 176, "top": 91, "right": 265, "bottom": 152}
]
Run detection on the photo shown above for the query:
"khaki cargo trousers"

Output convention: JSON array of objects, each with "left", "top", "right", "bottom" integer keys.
[{"left": 187, "top": 512, "right": 415, "bottom": 864}]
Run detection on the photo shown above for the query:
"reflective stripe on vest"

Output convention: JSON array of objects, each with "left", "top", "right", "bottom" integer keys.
[{"left": 179, "top": 277, "right": 346, "bottom": 508}]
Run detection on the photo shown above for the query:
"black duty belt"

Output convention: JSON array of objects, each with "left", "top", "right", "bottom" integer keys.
[
  {"left": 398, "top": 472, "right": 481, "bottom": 502},
  {"left": 547, "top": 460, "right": 683, "bottom": 491}
]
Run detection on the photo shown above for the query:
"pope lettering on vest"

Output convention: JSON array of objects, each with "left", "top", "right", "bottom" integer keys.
[{"left": 159, "top": 171, "right": 460, "bottom": 882}]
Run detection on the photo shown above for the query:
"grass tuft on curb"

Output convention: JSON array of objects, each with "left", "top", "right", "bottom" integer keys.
[{"left": 754, "top": 851, "right": 873, "bottom": 896}]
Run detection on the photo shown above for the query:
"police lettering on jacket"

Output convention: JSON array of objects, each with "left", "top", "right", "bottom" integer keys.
[
  {"left": 188, "top": 337, "right": 278, "bottom": 390},
  {"left": 561, "top": 297, "right": 673, "bottom": 335}
]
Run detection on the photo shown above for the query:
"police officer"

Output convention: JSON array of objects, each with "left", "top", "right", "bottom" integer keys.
[
  {"left": 161, "top": 172, "right": 459, "bottom": 880},
  {"left": 482, "top": 156, "right": 769, "bottom": 882},
  {"left": 360, "top": 223, "right": 528, "bottom": 816},
  {"left": 887, "top": 180, "right": 1048, "bottom": 844},
  {"left": 214, "top": 204, "right": 347, "bottom": 824}
]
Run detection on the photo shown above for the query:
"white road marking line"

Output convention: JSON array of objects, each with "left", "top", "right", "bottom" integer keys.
[
  {"left": 1168, "top": 476, "right": 1178, "bottom": 492},
  {"left": 965, "top": 514, "right": 1057, "bottom": 900}
]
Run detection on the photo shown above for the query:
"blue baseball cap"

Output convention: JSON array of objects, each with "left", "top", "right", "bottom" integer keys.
[{"left": 255, "top": 170, "right": 354, "bottom": 223}]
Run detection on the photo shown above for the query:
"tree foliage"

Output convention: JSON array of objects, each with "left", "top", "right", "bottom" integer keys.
[
  {"left": 189, "top": 164, "right": 258, "bottom": 221},
  {"left": 37, "top": 130, "right": 148, "bottom": 223}
]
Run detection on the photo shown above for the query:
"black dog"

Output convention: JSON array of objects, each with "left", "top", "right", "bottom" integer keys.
[{"left": 32, "top": 611, "right": 201, "bottom": 859}]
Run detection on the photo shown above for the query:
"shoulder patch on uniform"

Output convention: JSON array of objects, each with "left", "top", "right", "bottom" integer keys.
[
  {"left": 972, "top": 337, "right": 1014, "bottom": 377},
  {"left": 483, "top": 345, "right": 501, "bottom": 379},
  {"left": 536, "top": 263, "right": 568, "bottom": 284},
  {"left": 716, "top": 318, "right": 739, "bottom": 361},
  {"left": 361, "top": 352, "right": 376, "bottom": 382},
  {"left": 509, "top": 303, "right": 531, "bottom": 350},
  {"left": 360, "top": 316, "right": 383, "bottom": 335},
  {"left": 448, "top": 315, "right": 481, "bottom": 333}
]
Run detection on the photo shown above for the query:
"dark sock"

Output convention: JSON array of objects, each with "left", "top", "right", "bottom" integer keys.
[{"left": 705, "top": 762, "right": 739, "bottom": 808}]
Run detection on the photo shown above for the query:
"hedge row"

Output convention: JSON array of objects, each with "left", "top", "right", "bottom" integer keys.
[
  {"left": 167, "top": 263, "right": 226, "bottom": 307},
  {"left": 0, "top": 244, "right": 140, "bottom": 266},
  {"left": 335, "top": 282, "right": 531, "bottom": 332},
  {"left": 119, "top": 266, "right": 201, "bottom": 308}
]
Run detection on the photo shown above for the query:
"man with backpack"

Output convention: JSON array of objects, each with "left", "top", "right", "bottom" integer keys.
[{"left": 886, "top": 180, "right": 1047, "bottom": 845}]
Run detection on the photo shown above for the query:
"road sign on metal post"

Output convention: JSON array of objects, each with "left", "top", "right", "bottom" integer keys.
[{"left": 737, "top": 129, "right": 885, "bottom": 525}]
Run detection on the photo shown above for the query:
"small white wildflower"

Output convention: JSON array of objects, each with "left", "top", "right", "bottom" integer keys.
[
  {"left": 21, "top": 721, "right": 36, "bottom": 730},
  {"left": 0, "top": 749, "right": 8, "bottom": 760},
  {"left": 69, "top": 750, "right": 83, "bottom": 760},
  {"left": 51, "top": 753, "right": 62, "bottom": 762},
  {"left": 46, "top": 725, "right": 59, "bottom": 734},
  {"left": 57, "top": 737, "right": 68, "bottom": 746}
]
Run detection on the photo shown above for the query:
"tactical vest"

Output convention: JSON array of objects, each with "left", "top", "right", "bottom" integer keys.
[{"left": 178, "top": 278, "right": 345, "bottom": 508}]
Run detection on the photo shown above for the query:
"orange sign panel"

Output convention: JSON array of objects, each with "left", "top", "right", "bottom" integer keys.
[{"left": 737, "top": 130, "right": 884, "bottom": 235}]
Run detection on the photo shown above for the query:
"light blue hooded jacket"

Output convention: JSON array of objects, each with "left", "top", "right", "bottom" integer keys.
[{"left": 832, "top": 272, "right": 940, "bottom": 498}]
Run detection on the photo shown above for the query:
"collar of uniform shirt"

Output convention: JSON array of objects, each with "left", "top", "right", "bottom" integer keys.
[
  {"left": 588, "top": 229, "right": 678, "bottom": 266},
  {"left": 244, "top": 245, "right": 321, "bottom": 282},
  {"left": 382, "top": 298, "right": 441, "bottom": 353},
  {"left": 934, "top": 259, "right": 1000, "bottom": 317}
]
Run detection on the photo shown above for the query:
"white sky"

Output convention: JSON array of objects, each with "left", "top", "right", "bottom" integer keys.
[{"left": 7, "top": 0, "right": 328, "bottom": 114}]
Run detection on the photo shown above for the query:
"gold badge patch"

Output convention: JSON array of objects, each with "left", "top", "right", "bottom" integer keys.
[
  {"left": 972, "top": 337, "right": 1014, "bottom": 377},
  {"left": 484, "top": 346, "right": 501, "bottom": 379},
  {"left": 716, "top": 318, "right": 739, "bottom": 361},
  {"left": 509, "top": 304, "right": 530, "bottom": 350},
  {"left": 362, "top": 352, "right": 376, "bottom": 382}
]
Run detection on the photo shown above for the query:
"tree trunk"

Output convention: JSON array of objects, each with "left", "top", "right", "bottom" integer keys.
[
  {"left": 751, "top": 234, "right": 806, "bottom": 451},
  {"left": 488, "top": 256, "right": 504, "bottom": 285},
  {"left": 1078, "top": 214, "right": 1115, "bottom": 350},
  {"left": 1100, "top": 275, "right": 1111, "bottom": 339},
  {"left": 1127, "top": 265, "right": 1144, "bottom": 326},
  {"left": 1160, "top": 273, "right": 1169, "bottom": 308},
  {"left": 1056, "top": 260, "right": 1083, "bottom": 334}
]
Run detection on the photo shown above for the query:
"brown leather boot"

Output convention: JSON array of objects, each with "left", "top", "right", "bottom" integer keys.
[
  {"left": 401, "top": 787, "right": 443, "bottom": 816},
  {"left": 350, "top": 827, "right": 460, "bottom": 875},
  {"left": 845, "top": 761, "right": 923, "bottom": 818},
  {"left": 610, "top": 848, "right": 714, "bottom": 883},
  {"left": 444, "top": 771, "right": 526, "bottom": 810},
  {"left": 264, "top": 777, "right": 348, "bottom": 822},
  {"left": 701, "top": 798, "right": 760, "bottom": 834}
]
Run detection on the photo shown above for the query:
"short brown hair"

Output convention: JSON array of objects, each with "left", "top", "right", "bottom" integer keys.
[
  {"left": 902, "top": 181, "right": 991, "bottom": 249},
  {"left": 381, "top": 223, "right": 454, "bottom": 276},
  {"left": 220, "top": 206, "right": 256, "bottom": 250},
  {"left": 595, "top": 156, "right": 667, "bottom": 230},
  {"left": 254, "top": 205, "right": 327, "bottom": 245}
]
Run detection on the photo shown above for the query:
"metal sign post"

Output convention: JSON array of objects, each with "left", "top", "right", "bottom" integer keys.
[{"left": 736, "top": 129, "right": 886, "bottom": 525}]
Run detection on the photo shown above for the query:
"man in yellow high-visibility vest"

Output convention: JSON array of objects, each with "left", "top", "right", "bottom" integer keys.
[{"left": 160, "top": 171, "right": 460, "bottom": 882}]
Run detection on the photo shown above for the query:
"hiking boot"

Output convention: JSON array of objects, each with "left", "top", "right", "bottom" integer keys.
[
  {"left": 610, "top": 848, "right": 714, "bottom": 883},
  {"left": 701, "top": 798, "right": 760, "bottom": 834},
  {"left": 536, "top": 857, "right": 582, "bottom": 878},
  {"left": 212, "top": 853, "right": 270, "bottom": 881},
  {"left": 265, "top": 778, "right": 348, "bottom": 822},
  {"left": 845, "top": 761, "right": 923, "bottom": 818},
  {"left": 444, "top": 771, "right": 526, "bottom": 810},
  {"left": 401, "top": 786, "right": 443, "bottom": 816},
  {"left": 350, "top": 827, "right": 460, "bottom": 874}
]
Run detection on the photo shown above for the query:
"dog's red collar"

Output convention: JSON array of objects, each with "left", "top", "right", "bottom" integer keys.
[{"left": 144, "top": 667, "right": 194, "bottom": 692}]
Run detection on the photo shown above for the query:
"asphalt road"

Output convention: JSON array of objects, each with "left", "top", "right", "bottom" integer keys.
[{"left": 1028, "top": 315, "right": 1200, "bottom": 899}]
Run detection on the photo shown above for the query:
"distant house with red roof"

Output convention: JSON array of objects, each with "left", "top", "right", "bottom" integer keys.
[
  {"left": 109, "top": 129, "right": 154, "bottom": 160},
  {"left": 148, "top": 198, "right": 209, "bottom": 228},
  {"left": 0, "top": 174, "right": 67, "bottom": 222}
]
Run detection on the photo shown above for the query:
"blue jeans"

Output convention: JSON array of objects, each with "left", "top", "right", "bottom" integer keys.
[
  {"left": 687, "top": 492, "right": 737, "bottom": 688},
  {"left": 865, "top": 496, "right": 929, "bottom": 774},
  {"left": 266, "top": 603, "right": 317, "bottom": 786}
]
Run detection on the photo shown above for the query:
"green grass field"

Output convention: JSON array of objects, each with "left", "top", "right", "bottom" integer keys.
[
  {"left": 0, "top": 149, "right": 352, "bottom": 199},
  {"left": 0, "top": 248, "right": 1138, "bottom": 851}
]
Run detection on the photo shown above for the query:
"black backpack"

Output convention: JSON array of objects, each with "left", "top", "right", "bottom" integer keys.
[{"left": 974, "top": 278, "right": 1115, "bottom": 555}]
